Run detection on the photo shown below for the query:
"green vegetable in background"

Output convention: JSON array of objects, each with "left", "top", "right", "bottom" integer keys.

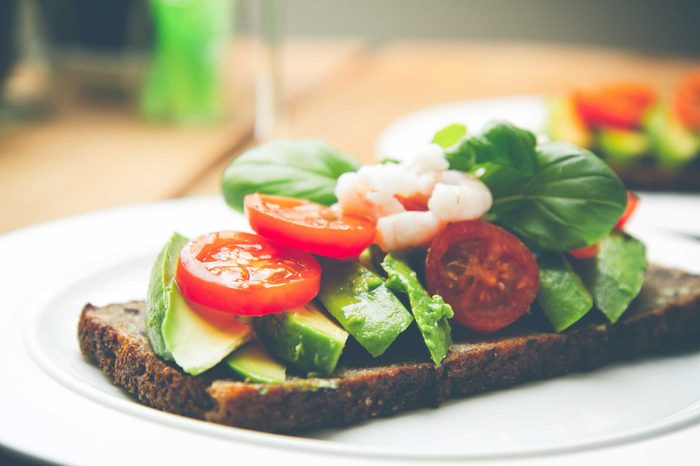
[
  {"left": 487, "top": 142, "right": 627, "bottom": 251},
  {"left": 221, "top": 140, "right": 359, "bottom": 211},
  {"left": 578, "top": 233, "right": 647, "bottom": 324},
  {"left": 536, "top": 253, "right": 593, "bottom": 332},
  {"left": 381, "top": 254, "right": 453, "bottom": 364},
  {"left": 145, "top": 232, "right": 189, "bottom": 359},
  {"left": 596, "top": 128, "right": 650, "bottom": 164},
  {"left": 644, "top": 105, "right": 700, "bottom": 168}
]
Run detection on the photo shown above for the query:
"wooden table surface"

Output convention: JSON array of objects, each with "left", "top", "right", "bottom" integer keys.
[{"left": 1, "top": 39, "right": 698, "bottom": 234}]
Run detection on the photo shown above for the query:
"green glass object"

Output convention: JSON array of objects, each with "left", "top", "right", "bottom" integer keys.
[{"left": 141, "top": 0, "right": 234, "bottom": 124}]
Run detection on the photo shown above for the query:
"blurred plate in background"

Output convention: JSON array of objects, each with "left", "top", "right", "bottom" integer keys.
[{"left": 375, "top": 96, "right": 700, "bottom": 194}]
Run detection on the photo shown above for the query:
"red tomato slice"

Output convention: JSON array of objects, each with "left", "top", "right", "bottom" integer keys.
[
  {"left": 244, "top": 193, "right": 376, "bottom": 259},
  {"left": 574, "top": 83, "right": 656, "bottom": 129},
  {"left": 176, "top": 231, "right": 320, "bottom": 316},
  {"left": 674, "top": 69, "right": 700, "bottom": 130},
  {"left": 615, "top": 191, "right": 639, "bottom": 230},
  {"left": 568, "top": 243, "right": 600, "bottom": 259},
  {"left": 425, "top": 220, "right": 539, "bottom": 334}
]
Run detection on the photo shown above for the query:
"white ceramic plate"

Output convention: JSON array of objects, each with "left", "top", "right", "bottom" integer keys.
[{"left": 1, "top": 196, "right": 700, "bottom": 466}]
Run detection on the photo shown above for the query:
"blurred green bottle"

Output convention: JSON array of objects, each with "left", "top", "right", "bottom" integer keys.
[{"left": 141, "top": 0, "right": 234, "bottom": 124}]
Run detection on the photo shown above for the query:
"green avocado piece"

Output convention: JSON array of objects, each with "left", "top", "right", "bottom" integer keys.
[
  {"left": 255, "top": 301, "right": 348, "bottom": 375},
  {"left": 162, "top": 285, "right": 252, "bottom": 375},
  {"left": 145, "top": 232, "right": 189, "bottom": 359},
  {"left": 645, "top": 105, "right": 700, "bottom": 168},
  {"left": 546, "top": 96, "right": 593, "bottom": 148},
  {"left": 536, "top": 253, "right": 593, "bottom": 332},
  {"left": 578, "top": 233, "right": 647, "bottom": 324},
  {"left": 317, "top": 259, "right": 414, "bottom": 357},
  {"left": 597, "top": 128, "right": 650, "bottom": 163},
  {"left": 226, "top": 342, "right": 286, "bottom": 384},
  {"left": 380, "top": 254, "right": 453, "bottom": 364}
]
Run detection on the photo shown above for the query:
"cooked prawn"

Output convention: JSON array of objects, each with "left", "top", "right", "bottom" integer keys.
[
  {"left": 375, "top": 211, "right": 441, "bottom": 252},
  {"left": 428, "top": 172, "right": 492, "bottom": 222}
]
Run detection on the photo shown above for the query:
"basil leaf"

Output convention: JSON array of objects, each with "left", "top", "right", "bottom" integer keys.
[
  {"left": 221, "top": 139, "right": 359, "bottom": 211},
  {"left": 578, "top": 233, "right": 647, "bottom": 323},
  {"left": 536, "top": 253, "right": 593, "bottom": 332},
  {"left": 489, "top": 142, "right": 627, "bottom": 251},
  {"left": 432, "top": 123, "right": 466, "bottom": 148},
  {"left": 443, "top": 137, "right": 483, "bottom": 171},
  {"left": 435, "top": 121, "right": 536, "bottom": 174},
  {"left": 478, "top": 121, "right": 537, "bottom": 175}
]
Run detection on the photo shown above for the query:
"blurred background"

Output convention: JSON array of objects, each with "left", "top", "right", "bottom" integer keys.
[{"left": 1, "top": 0, "right": 699, "bottom": 235}]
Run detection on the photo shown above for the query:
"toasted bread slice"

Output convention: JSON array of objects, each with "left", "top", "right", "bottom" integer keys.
[{"left": 78, "top": 265, "right": 700, "bottom": 433}]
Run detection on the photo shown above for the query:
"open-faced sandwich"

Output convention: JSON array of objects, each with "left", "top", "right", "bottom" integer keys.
[
  {"left": 547, "top": 69, "right": 700, "bottom": 191},
  {"left": 79, "top": 121, "right": 700, "bottom": 433}
]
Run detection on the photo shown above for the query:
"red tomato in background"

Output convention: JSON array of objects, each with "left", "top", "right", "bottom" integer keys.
[
  {"left": 574, "top": 83, "right": 656, "bottom": 129},
  {"left": 674, "top": 69, "right": 700, "bottom": 130}
]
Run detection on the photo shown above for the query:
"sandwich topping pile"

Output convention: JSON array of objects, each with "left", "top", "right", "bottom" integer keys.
[{"left": 144, "top": 121, "right": 647, "bottom": 382}]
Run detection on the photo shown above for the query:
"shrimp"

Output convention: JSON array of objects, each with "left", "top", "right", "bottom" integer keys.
[
  {"left": 428, "top": 172, "right": 492, "bottom": 222},
  {"left": 335, "top": 172, "right": 374, "bottom": 218},
  {"left": 365, "top": 190, "right": 405, "bottom": 217},
  {"left": 374, "top": 211, "right": 441, "bottom": 252},
  {"left": 335, "top": 146, "right": 493, "bottom": 252},
  {"left": 356, "top": 164, "right": 421, "bottom": 197}
]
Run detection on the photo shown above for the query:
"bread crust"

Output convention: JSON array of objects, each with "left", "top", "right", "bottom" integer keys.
[{"left": 78, "top": 265, "right": 700, "bottom": 433}]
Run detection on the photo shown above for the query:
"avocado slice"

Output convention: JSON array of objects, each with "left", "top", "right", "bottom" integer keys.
[
  {"left": 546, "top": 96, "right": 593, "bottom": 148},
  {"left": 577, "top": 233, "right": 647, "bottom": 324},
  {"left": 536, "top": 253, "right": 593, "bottom": 332},
  {"left": 145, "top": 232, "right": 189, "bottom": 359},
  {"left": 255, "top": 301, "right": 348, "bottom": 375},
  {"left": 645, "top": 105, "right": 700, "bottom": 168},
  {"left": 597, "top": 128, "right": 650, "bottom": 163},
  {"left": 226, "top": 342, "right": 286, "bottom": 384},
  {"left": 317, "top": 259, "right": 414, "bottom": 357},
  {"left": 381, "top": 254, "right": 453, "bottom": 364},
  {"left": 162, "top": 285, "right": 252, "bottom": 375}
]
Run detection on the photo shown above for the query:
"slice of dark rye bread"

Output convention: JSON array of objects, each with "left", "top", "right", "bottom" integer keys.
[{"left": 78, "top": 264, "right": 700, "bottom": 433}]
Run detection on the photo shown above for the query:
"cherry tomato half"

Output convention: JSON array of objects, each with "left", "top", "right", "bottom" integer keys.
[
  {"left": 425, "top": 220, "right": 539, "bottom": 334},
  {"left": 244, "top": 193, "right": 376, "bottom": 259},
  {"left": 674, "top": 69, "right": 700, "bottom": 130},
  {"left": 615, "top": 191, "right": 639, "bottom": 230},
  {"left": 176, "top": 231, "right": 320, "bottom": 316},
  {"left": 573, "top": 83, "right": 656, "bottom": 129}
]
